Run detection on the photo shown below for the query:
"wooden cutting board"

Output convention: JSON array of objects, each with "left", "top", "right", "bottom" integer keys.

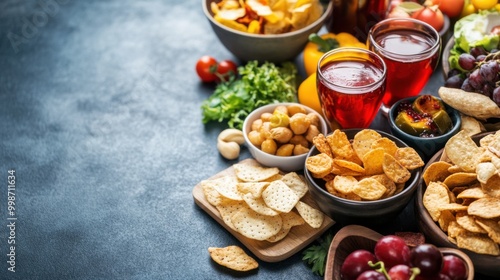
[{"left": 192, "top": 158, "right": 335, "bottom": 262}]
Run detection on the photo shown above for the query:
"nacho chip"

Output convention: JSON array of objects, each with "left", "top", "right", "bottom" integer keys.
[
  {"left": 423, "top": 182, "right": 450, "bottom": 221},
  {"left": 312, "top": 134, "right": 333, "bottom": 158},
  {"left": 468, "top": 197, "right": 500, "bottom": 219},
  {"left": 456, "top": 231, "right": 500, "bottom": 256},
  {"left": 333, "top": 158, "right": 365, "bottom": 174},
  {"left": 362, "top": 147, "right": 385, "bottom": 175},
  {"left": 353, "top": 178, "right": 387, "bottom": 201},
  {"left": 481, "top": 174, "right": 500, "bottom": 198},
  {"left": 476, "top": 162, "right": 497, "bottom": 184},
  {"left": 333, "top": 175, "right": 358, "bottom": 195},
  {"left": 208, "top": 246, "right": 259, "bottom": 271},
  {"left": 460, "top": 114, "right": 484, "bottom": 136},
  {"left": 476, "top": 218, "right": 500, "bottom": 244},
  {"left": 327, "top": 129, "right": 357, "bottom": 160},
  {"left": 422, "top": 161, "right": 453, "bottom": 186},
  {"left": 438, "top": 210, "right": 455, "bottom": 232},
  {"left": 456, "top": 212, "right": 487, "bottom": 233},
  {"left": 383, "top": 153, "right": 411, "bottom": 184},
  {"left": 295, "top": 201, "right": 324, "bottom": 228},
  {"left": 456, "top": 187, "right": 486, "bottom": 200},
  {"left": 371, "top": 137, "right": 399, "bottom": 156},
  {"left": 394, "top": 147, "right": 425, "bottom": 170},
  {"left": 262, "top": 180, "right": 299, "bottom": 213},
  {"left": 444, "top": 131, "right": 481, "bottom": 172},
  {"left": 371, "top": 174, "right": 397, "bottom": 198},
  {"left": 442, "top": 172, "right": 478, "bottom": 189},
  {"left": 352, "top": 129, "right": 382, "bottom": 160}
]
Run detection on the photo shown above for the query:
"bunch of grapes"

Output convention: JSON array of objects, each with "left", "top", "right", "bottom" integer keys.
[
  {"left": 340, "top": 235, "right": 468, "bottom": 280},
  {"left": 444, "top": 46, "right": 500, "bottom": 106}
]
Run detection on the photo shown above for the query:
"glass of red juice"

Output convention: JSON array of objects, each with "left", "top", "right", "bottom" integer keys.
[
  {"left": 367, "top": 18, "right": 441, "bottom": 115},
  {"left": 316, "top": 48, "right": 387, "bottom": 130}
]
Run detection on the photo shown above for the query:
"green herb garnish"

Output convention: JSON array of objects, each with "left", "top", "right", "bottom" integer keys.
[
  {"left": 302, "top": 231, "right": 333, "bottom": 276},
  {"left": 201, "top": 61, "right": 298, "bottom": 129}
]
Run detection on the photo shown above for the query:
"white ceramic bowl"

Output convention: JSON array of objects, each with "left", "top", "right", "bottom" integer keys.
[
  {"left": 243, "top": 103, "right": 328, "bottom": 172},
  {"left": 202, "top": 0, "right": 333, "bottom": 63}
]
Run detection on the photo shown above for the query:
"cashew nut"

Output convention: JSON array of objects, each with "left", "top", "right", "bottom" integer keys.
[{"left": 217, "top": 128, "right": 244, "bottom": 160}]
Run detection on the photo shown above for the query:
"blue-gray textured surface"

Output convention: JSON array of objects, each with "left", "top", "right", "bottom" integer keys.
[{"left": 0, "top": 0, "right": 494, "bottom": 279}]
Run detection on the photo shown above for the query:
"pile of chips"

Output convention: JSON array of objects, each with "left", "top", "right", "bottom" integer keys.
[
  {"left": 201, "top": 162, "right": 325, "bottom": 243},
  {"left": 210, "top": 0, "right": 324, "bottom": 34},
  {"left": 423, "top": 130, "right": 500, "bottom": 256},
  {"left": 305, "top": 129, "right": 424, "bottom": 201}
]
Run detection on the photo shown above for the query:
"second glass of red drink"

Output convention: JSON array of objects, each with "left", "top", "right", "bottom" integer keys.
[
  {"left": 316, "top": 48, "right": 387, "bottom": 130},
  {"left": 367, "top": 18, "right": 441, "bottom": 115}
]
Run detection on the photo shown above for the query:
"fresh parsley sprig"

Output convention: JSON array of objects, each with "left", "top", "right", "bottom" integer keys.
[
  {"left": 302, "top": 231, "right": 333, "bottom": 276},
  {"left": 201, "top": 61, "right": 298, "bottom": 129}
]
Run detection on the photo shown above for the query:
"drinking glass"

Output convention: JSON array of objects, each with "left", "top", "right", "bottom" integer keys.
[
  {"left": 367, "top": 17, "right": 441, "bottom": 115},
  {"left": 316, "top": 48, "right": 387, "bottom": 130}
]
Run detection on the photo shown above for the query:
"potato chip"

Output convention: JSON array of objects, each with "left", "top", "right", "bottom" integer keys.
[
  {"left": 327, "top": 129, "right": 357, "bottom": 160},
  {"left": 237, "top": 182, "right": 268, "bottom": 198},
  {"left": 295, "top": 201, "right": 324, "bottom": 228},
  {"left": 456, "top": 231, "right": 500, "bottom": 256},
  {"left": 371, "top": 137, "right": 399, "bottom": 156},
  {"left": 330, "top": 161, "right": 363, "bottom": 176},
  {"left": 460, "top": 114, "right": 484, "bottom": 136},
  {"left": 442, "top": 172, "right": 477, "bottom": 189},
  {"left": 456, "top": 212, "right": 487, "bottom": 233},
  {"left": 281, "top": 172, "right": 308, "bottom": 199},
  {"left": 447, "top": 165, "right": 463, "bottom": 173},
  {"left": 362, "top": 147, "right": 385, "bottom": 175},
  {"left": 444, "top": 131, "right": 481, "bottom": 172},
  {"left": 231, "top": 205, "right": 283, "bottom": 240},
  {"left": 353, "top": 178, "right": 387, "bottom": 201},
  {"left": 476, "top": 162, "right": 497, "bottom": 184},
  {"left": 233, "top": 163, "right": 280, "bottom": 182},
  {"left": 423, "top": 182, "right": 450, "bottom": 221},
  {"left": 306, "top": 153, "right": 333, "bottom": 178},
  {"left": 476, "top": 218, "right": 500, "bottom": 244},
  {"left": 352, "top": 129, "right": 382, "bottom": 160},
  {"left": 208, "top": 246, "right": 259, "bottom": 271},
  {"left": 487, "top": 132, "right": 500, "bottom": 157},
  {"left": 262, "top": 180, "right": 299, "bottom": 213},
  {"left": 481, "top": 173, "right": 500, "bottom": 198},
  {"left": 394, "top": 147, "right": 425, "bottom": 170},
  {"left": 456, "top": 187, "right": 486, "bottom": 200},
  {"left": 468, "top": 197, "right": 500, "bottom": 219},
  {"left": 438, "top": 203, "right": 469, "bottom": 212},
  {"left": 383, "top": 153, "right": 411, "bottom": 184},
  {"left": 333, "top": 175, "right": 358, "bottom": 195},
  {"left": 438, "top": 210, "right": 455, "bottom": 232},
  {"left": 242, "top": 193, "right": 279, "bottom": 216},
  {"left": 479, "top": 133, "right": 496, "bottom": 147},
  {"left": 371, "top": 174, "right": 397, "bottom": 198},
  {"left": 447, "top": 221, "right": 465, "bottom": 238},
  {"left": 422, "top": 161, "right": 453, "bottom": 186}
]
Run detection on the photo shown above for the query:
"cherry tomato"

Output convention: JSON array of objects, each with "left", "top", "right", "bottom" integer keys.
[
  {"left": 412, "top": 7, "right": 444, "bottom": 32},
  {"left": 216, "top": 60, "right": 238, "bottom": 82},
  {"left": 432, "top": 0, "right": 464, "bottom": 18},
  {"left": 196, "top": 55, "right": 218, "bottom": 82},
  {"left": 471, "top": 0, "right": 497, "bottom": 10}
]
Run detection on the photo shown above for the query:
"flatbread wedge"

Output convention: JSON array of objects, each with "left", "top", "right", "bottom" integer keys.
[{"left": 438, "top": 87, "right": 500, "bottom": 120}]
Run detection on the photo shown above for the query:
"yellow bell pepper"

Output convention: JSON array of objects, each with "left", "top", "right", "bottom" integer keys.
[
  {"left": 303, "top": 32, "right": 367, "bottom": 76},
  {"left": 299, "top": 33, "right": 367, "bottom": 117}
]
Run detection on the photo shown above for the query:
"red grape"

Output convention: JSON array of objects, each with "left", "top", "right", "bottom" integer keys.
[
  {"left": 388, "top": 264, "right": 414, "bottom": 280},
  {"left": 410, "top": 244, "right": 443, "bottom": 277},
  {"left": 356, "top": 270, "right": 386, "bottom": 280},
  {"left": 440, "top": 255, "right": 468, "bottom": 280},
  {"left": 374, "top": 235, "right": 410, "bottom": 269},
  {"left": 340, "top": 249, "right": 377, "bottom": 280}
]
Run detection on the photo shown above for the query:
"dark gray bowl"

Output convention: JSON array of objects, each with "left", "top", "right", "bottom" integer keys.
[
  {"left": 304, "top": 129, "right": 422, "bottom": 225},
  {"left": 387, "top": 96, "right": 462, "bottom": 162},
  {"left": 202, "top": 0, "right": 332, "bottom": 63}
]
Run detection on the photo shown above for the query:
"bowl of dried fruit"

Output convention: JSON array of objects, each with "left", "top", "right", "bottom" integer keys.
[
  {"left": 324, "top": 225, "right": 474, "bottom": 280},
  {"left": 303, "top": 128, "right": 424, "bottom": 225},
  {"left": 202, "top": 0, "right": 332, "bottom": 63},
  {"left": 416, "top": 130, "right": 500, "bottom": 277}
]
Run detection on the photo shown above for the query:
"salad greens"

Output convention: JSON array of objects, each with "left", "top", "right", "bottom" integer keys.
[
  {"left": 201, "top": 61, "right": 298, "bottom": 129},
  {"left": 449, "top": 10, "right": 500, "bottom": 72}
]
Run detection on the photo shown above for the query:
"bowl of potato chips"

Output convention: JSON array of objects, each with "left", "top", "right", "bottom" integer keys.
[
  {"left": 303, "top": 128, "right": 424, "bottom": 225},
  {"left": 417, "top": 130, "right": 500, "bottom": 277},
  {"left": 202, "top": 0, "right": 332, "bottom": 63},
  {"left": 243, "top": 102, "right": 328, "bottom": 172}
]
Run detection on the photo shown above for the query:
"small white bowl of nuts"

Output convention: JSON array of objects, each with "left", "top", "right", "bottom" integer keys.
[{"left": 243, "top": 102, "right": 328, "bottom": 172}]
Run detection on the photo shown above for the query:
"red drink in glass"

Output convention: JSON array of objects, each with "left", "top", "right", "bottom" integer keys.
[
  {"left": 317, "top": 48, "right": 386, "bottom": 129},
  {"left": 368, "top": 18, "right": 441, "bottom": 115}
]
